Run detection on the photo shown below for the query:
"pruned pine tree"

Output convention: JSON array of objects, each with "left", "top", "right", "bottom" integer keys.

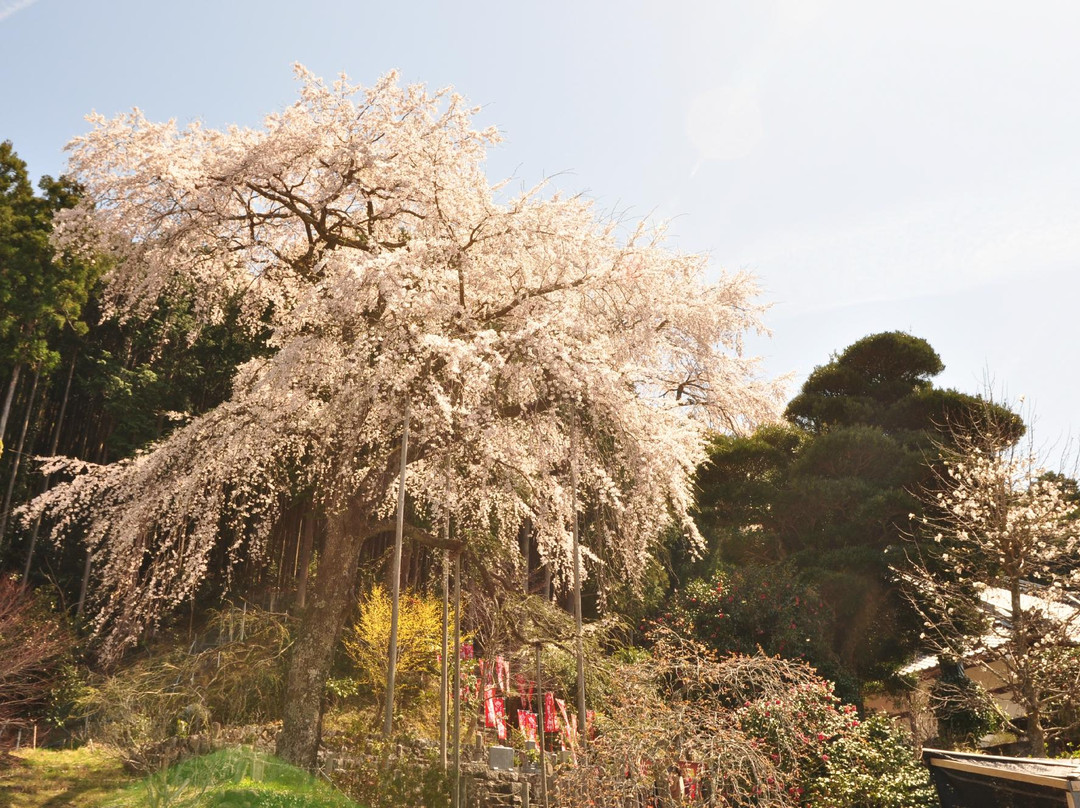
[{"left": 29, "top": 67, "right": 782, "bottom": 767}]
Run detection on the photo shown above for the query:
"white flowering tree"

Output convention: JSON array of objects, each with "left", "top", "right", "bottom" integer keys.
[
  {"left": 29, "top": 68, "right": 782, "bottom": 767},
  {"left": 904, "top": 425, "right": 1080, "bottom": 755}
]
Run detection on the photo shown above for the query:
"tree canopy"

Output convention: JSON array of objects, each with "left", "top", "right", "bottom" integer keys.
[
  {"left": 684, "top": 332, "right": 1025, "bottom": 690},
  {"left": 30, "top": 67, "right": 782, "bottom": 765},
  {"left": 0, "top": 141, "right": 99, "bottom": 371}
]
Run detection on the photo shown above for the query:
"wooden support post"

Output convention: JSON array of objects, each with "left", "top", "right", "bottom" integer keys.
[
  {"left": 383, "top": 401, "right": 410, "bottom": 738},
  {"left": 535, "top": 644, "right": 549, "bottom": 808},
  {"left": 452, "top": 554, "right": 462, "bottom": 808}
]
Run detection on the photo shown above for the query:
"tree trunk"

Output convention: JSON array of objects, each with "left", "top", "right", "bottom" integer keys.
[
  {"left": 277, "top": 498, "right": 369, "bottom": 769},
  {"left": 76, "top": 441, "right": 110, "bottom": 618},
  {"left": 76, "top": 547, "right": 92, "bottom": 617},
  {"left": 519, "top": 521, "right": 530, "bottom": 596},
  {"left": 23, "top": 353, "right": 77, "bottom": 586},
  {"left": 0, "top": 367, "right": 39, "bottom": 549},
  {"left": 1010, "top": 576, "right": 1047, "bottom": 755},
  {"left": 0, "top": 364, "right": 22, "bottom": 451}
]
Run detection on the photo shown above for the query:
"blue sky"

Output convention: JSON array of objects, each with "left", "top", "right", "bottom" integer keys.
[{"left": 2, "top": 0, "right": 1078, "bottom": 451}]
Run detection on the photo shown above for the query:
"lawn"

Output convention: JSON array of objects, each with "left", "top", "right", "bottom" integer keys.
[
  {"left": 0, "top": 746, "right": 130, "bottom": 808},
  {"left": 0, "top": 746, "right": 361, "bottom": 808}
]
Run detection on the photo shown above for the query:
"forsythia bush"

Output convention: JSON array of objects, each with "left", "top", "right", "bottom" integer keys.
[{"left": 342, "top": 585, "right": 442, "bottom": 703}]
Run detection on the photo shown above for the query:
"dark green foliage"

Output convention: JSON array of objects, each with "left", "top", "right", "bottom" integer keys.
[
  {"left": 785, "top": 332, "right": 944, "bottom": 435},
  {"left": 0, "top": 141, "right": 101, "bottom": 370},
  {"left": 784, "top": 331, "right": 1021, "bottom": 445},
  {"left": 929, "top": 659, "right": 1004, "bottom": 747},
  {"left": 657, "top": 565, "right": 847, "bottom": 689},
  {"left": 679, "top": 332, "right": 1025, "bottom": 690},
  {"left": 72, "top": 294, "right": 270, "bottom": 461}
]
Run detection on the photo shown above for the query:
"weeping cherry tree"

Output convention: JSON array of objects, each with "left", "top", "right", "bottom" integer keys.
[{"left": 28, "top": 67, "right": 783, "bottom": 768}]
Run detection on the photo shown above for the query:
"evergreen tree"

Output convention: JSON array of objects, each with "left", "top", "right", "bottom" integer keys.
[{"left": 685, "top": 332, "right": 1022, "bottom": 691}]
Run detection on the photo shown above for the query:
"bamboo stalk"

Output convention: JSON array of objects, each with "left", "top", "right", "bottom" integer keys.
[
  {"left": 0, "top": 367, "right": 40, "bottom": 550},
  {"left": 23, "top": 352, "right": 76, "bottom": 587}
]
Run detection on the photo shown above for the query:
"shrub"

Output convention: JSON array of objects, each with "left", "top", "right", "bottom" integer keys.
[
  {"left": 657, "top": 565, "right": 837, "bottom": 674},
  {"left": 806, "top": 714, "right": 938, "bottom": 808},
  {"left": 555, "top": 627, "right": 935, "bottom": 808},
  {"left": 341, "top": 584, "right": 442, "bottom": 706},
  {"left": 928, "top": 659, "right": 1003, "bottom": 748},
  {"left": 0, "top": 575, "right": 72, "bottom": 733},
  {"left": 78, "top": 605, "right": 291, "bottom": 769}
]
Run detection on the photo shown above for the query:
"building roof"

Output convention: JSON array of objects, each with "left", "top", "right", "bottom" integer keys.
[{"left": 899, "top": 583, "right": 1080, "bottom": 677}]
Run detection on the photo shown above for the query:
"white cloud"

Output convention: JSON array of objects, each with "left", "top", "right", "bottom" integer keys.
[{"left": 0, "top": 0, "right": 40, "bottom": 23}]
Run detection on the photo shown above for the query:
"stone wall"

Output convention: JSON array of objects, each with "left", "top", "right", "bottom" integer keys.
[{"left": 461, "top": 762, "right": 543, "bottom": 808}]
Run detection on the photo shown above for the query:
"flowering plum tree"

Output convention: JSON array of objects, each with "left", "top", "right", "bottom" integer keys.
[
  {"left": 904, "top": 426, "right": 1080, "bottom": 755},
  {"left": 29, "top": 67, "right": 782, "bottom": 766}
]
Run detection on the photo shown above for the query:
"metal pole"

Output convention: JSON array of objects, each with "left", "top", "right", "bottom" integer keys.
[
  {"left": 536, "top": 644, "right": 549, "bottom": 808},
  {"left": 570, "top": 426, "right": 587, "bottom": 756},
  {"left": 452, "top": 554, "right": 462, "bottom": 808},
  {"left": 383, "top": 400, "right": 410, "bottom": 738}
]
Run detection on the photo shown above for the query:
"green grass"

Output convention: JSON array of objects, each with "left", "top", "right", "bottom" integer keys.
[
  {"left": 0, "top": 746, "right": 130, "bottom": 808},
  {"left": 110, "top": 748, "right": 360, "bottom": 808},
  {"left": 0, "top": 747, "right": 360, "bottom": 808}
]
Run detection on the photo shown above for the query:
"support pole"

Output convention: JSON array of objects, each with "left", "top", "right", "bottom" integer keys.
[
  {"left": 452, "top": 554, "right": 462, "bottom": 808},
  {"left": 440, "top": 543, "right": 449, "bottom": 767},
  {"left": 535, "top": 644, "right": 549, "bottom": 808},
  {"left": 383, "top": 400, "right": 410, "bottom": 738},
  {"left": 570, "top": 427, "right": 587, "bottom": 756}
]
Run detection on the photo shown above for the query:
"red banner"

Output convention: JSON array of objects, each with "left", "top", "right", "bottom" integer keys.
[
  {"left": 518, "top": 710, "right": 538, "bottom": 742},
  {"left": 495, "top": 655, "right": 510, "bottom": 692},
  {"left": 543, "top": 692, "right": 558, "bottom": 733},
  {"left": 515, "top": 673, "right": 534, "bottom": 703},
  {"left": 495, "top": 698, "right": 507, "bottom": 741},
  {"left": 680, "top": 762, "right": 701, "bottom": 801},
  {"left": 484, "top": 686, "right": 498, "bottom": 728}
]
